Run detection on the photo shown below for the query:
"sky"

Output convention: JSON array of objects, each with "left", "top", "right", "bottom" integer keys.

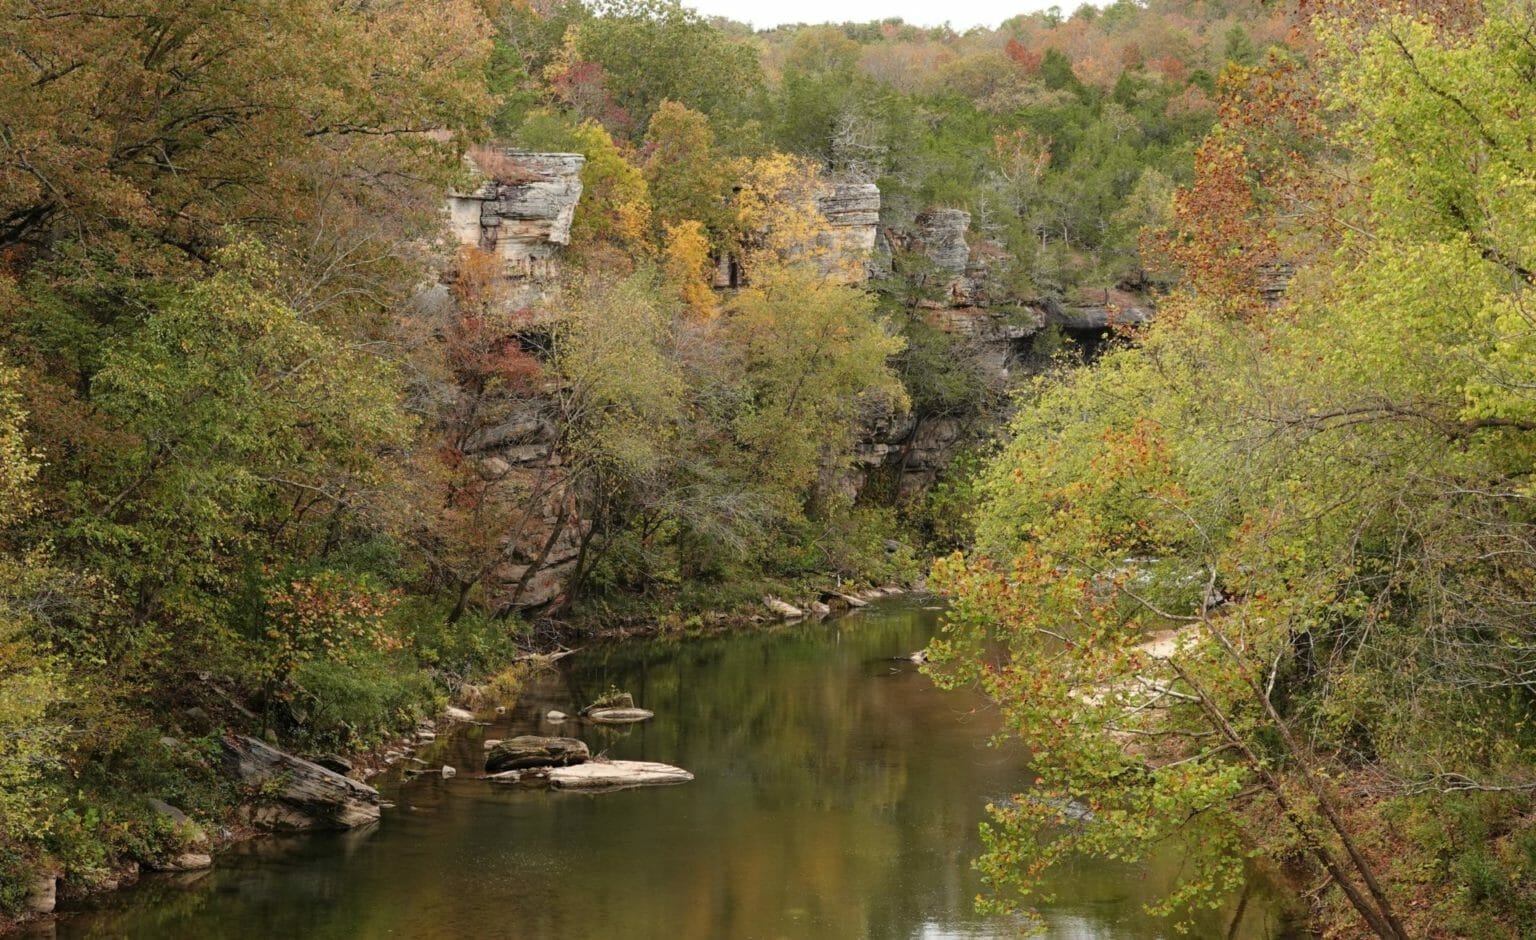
[{"left": 680, "top": 0, "right": 1067, "bottom": 31}]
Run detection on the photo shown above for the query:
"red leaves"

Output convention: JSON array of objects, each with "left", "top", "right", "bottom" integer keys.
[
  {"left": 1005, "top": 39, "right": 1043, "bottom": 75},
  {"left": 446, "top": 248, "right": 543, "bottom": 394}
]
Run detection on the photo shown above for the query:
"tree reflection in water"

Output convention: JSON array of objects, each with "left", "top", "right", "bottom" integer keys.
[{"left": 54, "top": 601, "right": 1306, "bottom": 939}]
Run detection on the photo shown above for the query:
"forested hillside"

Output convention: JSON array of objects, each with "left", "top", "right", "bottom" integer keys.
[
  {"left": 6, "top": 0, "right": 1522, "bottom": 935},
  {"left": 928, "top": 1, "right": 1536, "bottom": 936}
]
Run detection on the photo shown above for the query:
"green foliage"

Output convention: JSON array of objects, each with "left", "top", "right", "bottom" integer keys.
[
  {"left": 26, "top": 249, "right": 409, "bottom": 664},
  {"left": 574, "top": 0, "right": 762, "bottom": 133},
  {"left": 929, "top": 3, "right": 1536, "bottom": 936},
  {"left": 0, "top": 0, "right": 1320, "bottom": 919},
  {"left": 290, "top": 651, "right": 437, "bottom": 752},
  {"left": 724, "top": 263, "right": 907, "bottom": 507}
]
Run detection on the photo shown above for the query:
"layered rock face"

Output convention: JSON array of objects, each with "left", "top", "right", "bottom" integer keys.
[
  {"left": 712, "top": 179, "right": 882, "bottom": 288},
  {"left": 433, "top": 154, "right": 1169, "bottom": 603},
  {"left": 447, "top": 151, "right": 585, "bottom": 280},
  {"left": 462, "top": 404, "right": 586, "bottom": 610},
  {"left": 221, "top": 735, "right": 380, "bottom": 830},
  {"left": 911, "top": 208, "right": 973, "bottom": 280},
  {"left": 816, "top": 181, "right": 881, "bottom": 282},
  {"left": 855, "top": 205, "right": 1165, "bottom": 501}
]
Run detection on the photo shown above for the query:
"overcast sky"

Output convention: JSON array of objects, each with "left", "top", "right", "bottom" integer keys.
[{"left": 683, "top": 0, "right": 1067, "bottom": 31}]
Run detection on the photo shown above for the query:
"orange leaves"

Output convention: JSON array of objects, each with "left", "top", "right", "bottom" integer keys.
[
  {"left": 1150, "top": 55, "right": 1187, "bottom": 84},
  {"left": 993, "top": 128, "right": 1052, "bottom": 185},
  {"left": 1158, "top": 136, "right": 1278, "bottom": 322},
  {"left": 446, "top": 248, "right": 543, "bottom": 394},
  {"left": 261, "top": 572, "right": 401, "bottom": 692}
]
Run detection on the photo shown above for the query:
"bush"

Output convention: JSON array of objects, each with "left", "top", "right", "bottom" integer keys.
[{"left": 290, "top": 651, "right": 437, "bottom": 751}]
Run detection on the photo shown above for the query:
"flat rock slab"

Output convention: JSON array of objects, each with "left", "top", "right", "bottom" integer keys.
[
  {"left": 584, "top": 707, "right": 653, "bottom": 724},
  {"left": 549, "top": 760, "right": 693, "bottom": 791}
]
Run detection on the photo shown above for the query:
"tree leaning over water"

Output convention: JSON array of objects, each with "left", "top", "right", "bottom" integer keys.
[{"left": 928, "top": 2, "right": 1536, "bottom": 936}]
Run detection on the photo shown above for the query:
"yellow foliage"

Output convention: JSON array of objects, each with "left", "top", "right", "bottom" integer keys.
[
  {"left": 662, "top": 220, "right": 717, "bottom": 319},
  {"left": 568, "top": 121, "right": 653, "bottom": 255},
  {"left": 643, "top": 101, "right": 734, "bottom": 242},
  {"left": 733, "top": 154, "right": 852, "bottom": 280}
]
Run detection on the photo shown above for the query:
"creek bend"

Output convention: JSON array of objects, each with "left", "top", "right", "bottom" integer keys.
[{"left": 51, "top": 599, "right": 1305, "bottom": 939}]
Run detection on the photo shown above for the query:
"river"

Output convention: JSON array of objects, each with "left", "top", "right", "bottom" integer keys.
[{"left": 49, "top": 599, "right": 1306, "bottom": 939}]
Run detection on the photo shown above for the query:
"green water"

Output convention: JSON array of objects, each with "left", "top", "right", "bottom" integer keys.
[{"left": 50, "top": 600, "right": 1305, "bottom": 939}]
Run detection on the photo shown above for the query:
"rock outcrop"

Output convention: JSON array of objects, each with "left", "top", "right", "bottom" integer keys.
[
  {"left": 221, "top": 735, "right": 381, "bottom": 831},
  {"left": 911, "top": 208, "right": 973, "bottom": 278},
  {"left": 25, "top": 875, "right": 56, "bottom": 914},
  {"left": 447, "top": 151, "right": 585, "bottom": 280},
  {"left": 712, "top": 178, "right": 882, "bottom": 288},
  {"left": 1057, "top": 286, "right": 1154, "bottom": 330},
  {"left": 816, "top": 181, "right": 881, "bottom": 282},
  {"left": 454, "top": 400, "right": 586, "bottom": 611},
  {"left": 484, "top": 735, "right": 590, "bottom": 773}
]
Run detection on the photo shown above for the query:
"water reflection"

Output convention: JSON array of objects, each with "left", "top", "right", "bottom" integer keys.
[{"left": 53, "top": 600, "right": 1305, "bottom": 938}]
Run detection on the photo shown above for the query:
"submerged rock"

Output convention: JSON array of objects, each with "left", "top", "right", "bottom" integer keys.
[
  {"left": 484, "top": 735, "right": 590, "bottom": 773},
  {"left": 150, "top": 852, "right": 213, "bottom": 872},
  {"left": 487, "top": 759, "right": 692, "bottom": 791},
  {"left": 221, "top": 735, "right": 381, "bottom": 831}
]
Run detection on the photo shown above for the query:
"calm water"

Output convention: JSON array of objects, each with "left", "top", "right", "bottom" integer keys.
[{"left": 51, "top": 599, "right": 1305, "bottom": 939}]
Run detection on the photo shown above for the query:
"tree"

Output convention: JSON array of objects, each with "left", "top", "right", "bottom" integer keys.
[
  {"left": 0, "top": 367, "right": 68, "bottom": 868},
  {"left": 927, "top": 2, "right": 1536, "bottom": 936},
  {"left": 661, "top": 220, "right": 717, "bottom": 319},
  {"left": 0, "top": 0, "right": 492, "bottom": 265},
  {"left": 642, "top": 100, "right": 736, "bottom": 246},
  {"left": 21, "top": 247, "right": 408, "bottom": 664},
  {"left": 573, "top": 0, "right": 762, "bottom": 134},
  {"left": 722, "top": 262, "right": 907, "bottom": 511}
]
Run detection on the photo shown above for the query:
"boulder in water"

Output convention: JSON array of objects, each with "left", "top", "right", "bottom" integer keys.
[
  {"left": 484, "top": 735, "right": 589, "bottom": 773},
  {"left": 149, "top": 852, "right": 213, "bottom": 872},
  {"left": 763, "top": 596, "right": 804, "bottom": 619}
]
